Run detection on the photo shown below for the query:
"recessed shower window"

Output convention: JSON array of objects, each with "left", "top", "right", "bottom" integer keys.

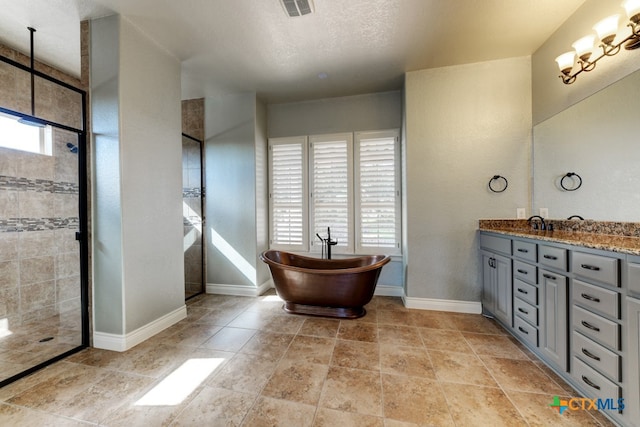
[{"left": 0, "top": 112, "right": 52, "bottom": 155}]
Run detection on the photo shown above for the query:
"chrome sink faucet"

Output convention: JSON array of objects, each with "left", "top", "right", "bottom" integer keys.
[{"left": 527, "top": 215, "right": 546, "bottom": 231}]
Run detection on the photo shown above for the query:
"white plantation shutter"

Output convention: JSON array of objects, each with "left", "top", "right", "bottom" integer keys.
[
  {"left": 268, "top": 137, "right": 308, "bottom": 250},
  {"left": 309, "top": 134, "right": 353, "bottom": 253},
  {"left": 355, "top": 130, "right": 400, "bottom": 254}
]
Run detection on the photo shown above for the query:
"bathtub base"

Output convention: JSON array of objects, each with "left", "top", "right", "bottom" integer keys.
[{"left": 283, "top": 302, "right": 366, "bottom": 319}]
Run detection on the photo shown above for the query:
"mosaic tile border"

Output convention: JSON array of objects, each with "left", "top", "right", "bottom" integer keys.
[
  {"left": 0, "top": 175, "right": 79, "bottom": 194},
  {"left": 0, "top": 217, "right": 79, "bottom": 233}
]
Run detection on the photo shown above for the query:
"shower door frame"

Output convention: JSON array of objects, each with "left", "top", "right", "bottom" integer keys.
[
  {"left": 0, "top": 54, "right": 89, "bottom": 388},
  {"left": 182, "top": 132, "right": 206, "bottom": 300}
]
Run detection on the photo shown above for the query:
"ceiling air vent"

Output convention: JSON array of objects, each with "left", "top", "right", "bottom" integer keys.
[{"left": 281, "top": 0, "right": 314, "bottom": 17}]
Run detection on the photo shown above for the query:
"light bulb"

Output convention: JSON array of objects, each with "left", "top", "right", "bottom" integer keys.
[
  {"left": 593, "top": 14, "right": 620, "bottom": 45},
  {"left": 572, "top": 35, "right": 596, "bottom": 61},
  {"left": 555, "top": 51, "right": 576, "bottom": 74},
  {"left": 623, "top": 0, "right": 640, "bottom": 24}
]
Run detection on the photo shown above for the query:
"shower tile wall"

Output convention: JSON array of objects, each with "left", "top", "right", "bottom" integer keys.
[{"left": 0, "top": 128, "right": 81, "bottom": 334}]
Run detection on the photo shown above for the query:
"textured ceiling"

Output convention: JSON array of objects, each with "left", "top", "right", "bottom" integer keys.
[{"left": 0, "top": 0, "right": 586, "bottom": 103}]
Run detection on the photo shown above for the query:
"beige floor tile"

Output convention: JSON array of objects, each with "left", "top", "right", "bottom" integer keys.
[
  {"left": 409, "top": 310, "right": 457, "bottom": 329},
  {"left": 6, "top": 363, "right": 110, "bottom": 412},
  {"left": 440, "top": 382, "right": 526, "bottom": 427},
  {"left": 462, "top": 332, "right": 529, "bottom": 359},
  {"left": 299, "top": 318, "right": 340, "bottom": 338},
  {"left": 0, "top": 361, "right": 77, "bottom": 402},
  {"left": 229, "top": 311, "right": 304, "bottom": 334},
  {"left": 313, "top": 407, "right": 384, "bottom": 426},
  {"left": 261, "top": 360, "right": 328, "bottom": 405},
  {"left": 243, "top": 396, "right": 316, "bottom": 427},
  {"left": 419, "top": 328, "right": 473, "bottom": 353},
  {"left": 104, "top": 399, "right": 190, "bottom": 427},
  {"left": 377, "top": 309, "right": 413, "bottom": 326},
  {"left": 532, "top": 360, "right": 577, "bottom": 395},
  {"left": 506, "top": 390, "right": 604, "bottom": 427},
  {"left": 114, "top": 343, "right": 194, "bottom": 378},
  {"left": 429, "top": 349, "right": 498, "bottom": 386},
  {"left": 331, "top": 340, "right": 380, "bottom": 371},
  {"left": 163, "top": 323, "right": 222, "bottom": 347},
  {"left": 0, "top": 403, "right": 88, "bottom": 426},
  {"left": 357, "top": 307, "right": 378, "bottom": 323},
  {"left": 200, "top": 326, "right": 256, "bottom": 352},
  {"left": 196, "top": 307, "right": 242, "bottom": 326},
  {"left": 320, "top": 366, "right": 382, "bottom": 416},
  {"left": 282, "top": 335, "right": 335, "bottom": 365},
  {"left": 374, "top": 297, "right": 407, "bottom": 312},
  {"left": 482, "top": 356, "right": 566, "bottom": 394},
  {"left": 239, "top": 331, "right": 295, "bottom": 359},
  {"left": 171, "top": 386, "right": 255, "bottom": 426},
  {"left": 56, "top": 370, "right": 155, "bottom": 423},
  {"left": 208, "top": 353, "right": 279, "bottom": 395},
  {"left": 337, "top": 321, "right": 378, "bottom": 342},
  {"left": 381, "top": 373, "right": 454, "bottom": 426},
  {"left": 377, "top": 325, "right": 423, "bottom": 347},
  {"left": 379, "top": 344, "right": 435, "bottom": 379},
  {"left": 450, "top": 313, "right": 508, "bottom": 335}
]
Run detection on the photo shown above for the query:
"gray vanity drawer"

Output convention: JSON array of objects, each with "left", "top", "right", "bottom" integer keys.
[
  {"left": 514, "top": 316, "right": 538, "bottom": 347},
  {"left": 573, "top": 305, "right": 620, "bottom": 350},
  {"left": 514, "top": 260, "right": 536, "bottom": 285},
  {"left": 627, "top": 262, "right": 640, "bottom": 297},
  {"left": 513, "top": 240, "right": 536, "bottom": 262},
  {"left": 514, "top": 297, "right": 537, "bottom": 326},
  {"left": 572, "top": 357, "right": 620, "bottom": 400},
  {"left": 573, "top": 279, "right": 619, "bottom": 319},
  {"left": 572, "top": 252, "right": 619, "bottom": 287},
  {"left": 573, "top": 331, "right": 620, "bottom": 382},
  {"left": 539, "top": 245, "right": 567, "bottom": 271},
  {"left": 480, "top": 234, "right": 511, "bottom": 256},
  {"left": 514, "top": 279, "right": 537, "bottom": 306}
]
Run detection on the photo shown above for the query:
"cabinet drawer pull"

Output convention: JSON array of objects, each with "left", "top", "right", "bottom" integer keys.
[
  {"left": 517, "top": 269, "right": 528, "bottom": 274},
  {"left": 517, "top": 248, "right": 529, "bottom": 253},
  {"left": 517, "top": 307, "right": 529, "bottom": 315},
  {"left": 581, "top": 375, "right": 601, "bottom": 390},
  {"left": 543, "top": 254, "right": 558, "bottom": 260},
  {"left": 543, "top": 273, "right": 556, "bottom": 280},
  {"left": 581, "top": 293, "right": 601, "bottom": 303},
  {"left": 518, "top": 326, "right": 529, "bottom": 335},
  {"left": 517, "top": 288, "right": 528, "bottom": 295},
  {"left": 581, "top": 264, "right": 601, "bottom": 271},
  {"left": 581, "top": 348, "right": 601, "bottom": 361},
  {"left": 581, "top": 320, "right": 600, "bottom": 332}
]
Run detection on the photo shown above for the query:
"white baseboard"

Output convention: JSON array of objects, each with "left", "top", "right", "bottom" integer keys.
[
  {"left": 206, "top": 280, "right": 273, "bottom": 297},
  {"left": 93, "top": 305, "right": 187, "bottom": 352},
  {"left": 374, "top": 284, "right": 404, "bottom": 297},
  {"left": 402, "top": 296, "right": 482, "bottom": 314}
]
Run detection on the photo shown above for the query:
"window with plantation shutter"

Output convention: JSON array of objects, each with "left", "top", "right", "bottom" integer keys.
[
  {"left": 268, "top": 129, "right": 401, "bottom": 256},
  {"left": 309, "top": 134, "right": 353, "bottom": 254},
  {"left": 355, "top": 130, "right": 400, "bottom": 254},
  {"left": 268, "top": 137, "right": 308, "bottom": 250}
]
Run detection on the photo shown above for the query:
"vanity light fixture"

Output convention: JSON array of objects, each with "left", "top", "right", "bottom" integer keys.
[{"left": 556, "top": 0, "right": 640, "bottom": 84}]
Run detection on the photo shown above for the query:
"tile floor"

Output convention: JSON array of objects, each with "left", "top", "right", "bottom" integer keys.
[{"left": 0, "top": 293, "right": 616, "bottom": 426}]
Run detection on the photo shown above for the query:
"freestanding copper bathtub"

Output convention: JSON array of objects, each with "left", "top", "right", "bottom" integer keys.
[{"left": 260, "top": 250, "right": 390, "bottom": 319}]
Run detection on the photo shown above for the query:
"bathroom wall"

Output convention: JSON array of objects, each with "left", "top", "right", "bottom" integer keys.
[
  {"left": 532, "top": 0, "right": 640, "bottom": 124},
  {"left": 91, "top": 15, "right": 185, "bottom": 349},
  {"left": 404, "top": 56, "right": 531, "bottom": 305},
  {"left": 205, "top": 93, "right": 269, "bottom": 293}
]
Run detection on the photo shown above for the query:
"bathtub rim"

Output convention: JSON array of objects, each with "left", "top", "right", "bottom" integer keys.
[{"left": 260, "top": 249, "right": 390, "bottom": 275}]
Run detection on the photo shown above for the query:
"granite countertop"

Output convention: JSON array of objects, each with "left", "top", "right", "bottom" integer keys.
[{"left": 479, "top": 219, "right": 640, "bottom": 256}]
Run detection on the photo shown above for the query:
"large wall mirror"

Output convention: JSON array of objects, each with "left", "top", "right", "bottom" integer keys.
[{"left": 533, "top": 68, "right": 640, "bottom": 221}]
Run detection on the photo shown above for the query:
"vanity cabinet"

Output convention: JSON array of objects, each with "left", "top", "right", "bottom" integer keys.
[
  {"left": 539, "top": 268, "right": 568, "bottom": 372},
  {"left": 480, "top": 234, "right": 512, "bottom": 327},
  {"left": 479, "top": 230, "right": 640, "bottom": 426}
]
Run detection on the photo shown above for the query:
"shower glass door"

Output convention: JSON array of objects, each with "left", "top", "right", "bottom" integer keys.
[
  {"left": 0, "top": 116, "right": 86, "bottom": 386},
  {"left": 182, "top": 134, "right": 204, "bottom": 299}
]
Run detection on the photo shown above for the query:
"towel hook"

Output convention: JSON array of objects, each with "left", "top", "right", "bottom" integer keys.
[{"left": 488, "top": 175, "right": 508, "bottom": 193}]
